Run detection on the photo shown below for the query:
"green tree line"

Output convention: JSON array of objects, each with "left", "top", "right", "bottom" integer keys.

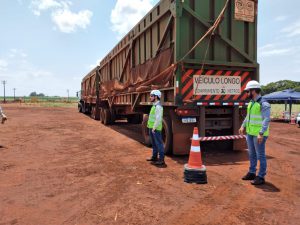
[{"left": 261, "top": 80, "right": 300, "bottom": 95}]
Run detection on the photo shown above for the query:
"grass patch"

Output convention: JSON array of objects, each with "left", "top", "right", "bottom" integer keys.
[
  {"left": 1, "top": 96, "right": 78, "bottom": 103},
  {"left": 22, "top": 102, "right": 78, "bottom": 108},
  {"left": 271, "top": 104, "right": 300, "bottom": 118}
]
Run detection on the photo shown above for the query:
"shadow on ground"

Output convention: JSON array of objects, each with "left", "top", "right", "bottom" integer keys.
[
  {"left": 254, "top": 182, "right": 281, "bottom": 192},
  {"left": 103, "top": 120, "right": 274, "bottom": 167}
]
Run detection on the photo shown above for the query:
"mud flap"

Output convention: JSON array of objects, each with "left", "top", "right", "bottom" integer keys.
[{"left": 170, "top": 110, "right": 194, "bottom": 155}]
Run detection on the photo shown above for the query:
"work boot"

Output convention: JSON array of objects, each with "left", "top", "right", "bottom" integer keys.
[
  {"left": 251, "top": 176, "right": 265, "bottom": 185},
  {"left": 146, "top": 157, "right": 158, "bottom": 162},
  {"left": 242, "top": 172, "right": 256, "bottom": 180},
  {"left": 152, "top": 160, "right": 166, "bottom": 166}
]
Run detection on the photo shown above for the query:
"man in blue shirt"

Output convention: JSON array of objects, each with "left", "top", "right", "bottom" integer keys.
[{"left": 239, "top": 80, "right": 271, "bottom": 185}]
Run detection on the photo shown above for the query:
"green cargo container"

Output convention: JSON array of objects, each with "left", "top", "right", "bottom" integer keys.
[{"left": 80, "top": 0, "right": 258, "bottom": 155}]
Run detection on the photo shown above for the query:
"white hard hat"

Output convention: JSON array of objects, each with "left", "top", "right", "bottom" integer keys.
[
  {"left": 245, "top": 80, "right": 261, "bottom": 91},
  {"left": 150, "top": 90, "right": 161, "bottom": 98}
]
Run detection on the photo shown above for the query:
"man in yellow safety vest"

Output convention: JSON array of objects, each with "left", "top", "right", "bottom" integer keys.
[
  {"left": 239, "top": 80, "right": 271, "bottom": 185},
  {"left": 146, "top": 90, "right": 165, "bottom": 166}
]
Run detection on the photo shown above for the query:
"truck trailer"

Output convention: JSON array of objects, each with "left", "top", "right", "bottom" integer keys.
[{"left": 79, "top": 0, "right": 258, "bottom": 155}]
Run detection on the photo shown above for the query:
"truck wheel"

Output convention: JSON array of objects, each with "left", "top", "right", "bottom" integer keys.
[
  {"left": 84, "top": 103, "right": 90, "bottom": 114},
  {"left": 100, "top": 108, "right": 104, "bottom": 123},
  {"left": 103, "top": 108, "right": 111, "bottom": 125},
  {"left": 91, "top": 106, "right": 100, "bottom": 120},
  {"left": 141, "top": 115, "right": 151, "bottom": 146},
  {"left": 162, "top": 117, "right": 172, "bottom": 155},
  {"left": 78, "top": 103, "right": 82, "bottom": 113}
]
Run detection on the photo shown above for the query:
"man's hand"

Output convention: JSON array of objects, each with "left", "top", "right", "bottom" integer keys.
[
  {"left": 239, "top": 126, "right": 244, "bottom": 135},
  {"left": 257, "top": 134, "right": 263, "bottom": 144},
  {"left": 152, "top": 128, "right": 156, "bottom": 133}
]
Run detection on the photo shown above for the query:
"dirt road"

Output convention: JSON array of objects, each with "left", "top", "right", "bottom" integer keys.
[{"left": 0, "top": 105, "right": 299, "bottom": 225}]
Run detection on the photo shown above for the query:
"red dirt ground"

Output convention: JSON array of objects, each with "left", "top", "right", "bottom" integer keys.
[{"left": 0, "top": 105, "right": 299, "bottom": 225}]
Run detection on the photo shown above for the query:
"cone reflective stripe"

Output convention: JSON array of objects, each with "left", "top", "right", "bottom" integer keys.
[
  {"left": 192, "top": 127, "right": 200, "bottom": 140},
  {"left": 187, "top": 129, "right": 204, "bottom": 169},
  {"left": 191, "top": 139, "right": 201, "bottom": 152}
]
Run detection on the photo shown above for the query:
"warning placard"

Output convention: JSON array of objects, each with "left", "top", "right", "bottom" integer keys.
[
  {"left": 193, "top": 75, "right": 241, "bottom": 95},
  {"left": 235, "top": 0, "right": 255, "bottom": 22}
]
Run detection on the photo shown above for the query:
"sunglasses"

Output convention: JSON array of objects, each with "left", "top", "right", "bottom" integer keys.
[{"left": 150, "top": 94, "right": 155, "bottom": 97}]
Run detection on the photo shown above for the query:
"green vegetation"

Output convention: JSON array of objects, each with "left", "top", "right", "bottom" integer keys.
[
  {"left": 261, "top": 80, "right": 300, "bottom": 95},
  {"left": 1, "top": 96, "right": 78, "bottom": 107},
  {"left": 29, "top": 92, "right": 45, "bottom": 97},
  {"left": 1, "top": 96, "right": 78, "bottom": 103},
  {"left": 22, "top": 102, "right": 77, "bottom": 108}
]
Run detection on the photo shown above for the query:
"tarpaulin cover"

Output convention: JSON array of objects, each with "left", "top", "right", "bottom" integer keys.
[
  {"left": 100, "top": 48, "right": 175, "bottom": 97},
  {"left": 263, "top": 89, "right": 300, "bottom": 102}
]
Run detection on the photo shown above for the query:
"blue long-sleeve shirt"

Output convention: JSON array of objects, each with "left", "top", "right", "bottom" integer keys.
[{"left": 242, "top": 95, "right": 271, "bottom": 134}]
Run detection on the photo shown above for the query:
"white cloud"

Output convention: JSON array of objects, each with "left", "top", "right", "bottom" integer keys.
[
  {"left": 281, "top": 19, "right": 300, "bottom": 37},
  {"left": 0, "top": 49, "right": 80, "bottom": 96},
  {"left": 0, "top": 49, "right": 52, "bottom": 85},
  {"left": 51, "top": 8, "right": 92, "bottom": 33},
  {"left": 29, "top": 0, "right": 92, "bottom": 33},
  {"left": 8, "top": 49, "right": 27, "bottom": 58},
  {"left": 258, "top": 44, "right": 293, "bottom": 57},
  {"left": 30, "top": 0, "right": 65, "bottom": 16},
  {"left": 275, "top": 16, "right": 287, "bottom": 22},
  {"left": 110, "top": 0, "right": 156, "bottom": 37},
  {"left": 0, "top": 59, "right": 8, "bottom": 71}
]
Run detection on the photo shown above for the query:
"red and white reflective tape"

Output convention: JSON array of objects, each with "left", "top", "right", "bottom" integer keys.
[
  {"left": 197, "top": 135, "right": 246, "bottom": 142},
  {"left": 197, "top": 102, "right": 248, "bottom": 106}
]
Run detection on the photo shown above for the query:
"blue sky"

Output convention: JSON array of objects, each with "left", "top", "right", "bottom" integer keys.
[{"left": 0, "top": 0, "right": 299, "bottom": 97}]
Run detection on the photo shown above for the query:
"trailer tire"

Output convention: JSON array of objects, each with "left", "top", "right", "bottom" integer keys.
[
  {"left": 142, "top": 115, "right": 151, "bottom": 146},
  {"left": 78, "top": 103, "right": 82, "bottom": 113},
  {"left": 162, "top": 117, "right": 172, "bottom": 155},
  {"left": 103, "top": 108, "right": 111, "bottom": 125},
  {"left": 91, "top": 106, "right": 100, "bottom": 120},
  {"left": 83, "top": 103, "right": 90, "bottom": 114},
  {"left": 100, "top": 108, "right": 104, "bottom": 123}
]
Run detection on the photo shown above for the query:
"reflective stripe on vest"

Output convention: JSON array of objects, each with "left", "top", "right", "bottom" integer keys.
[
  {"left": 246, "top": 101, "right": 269, "bottom": 136},
  {"left": 147, "top": 105, "right": 163, "bottom": 131}
]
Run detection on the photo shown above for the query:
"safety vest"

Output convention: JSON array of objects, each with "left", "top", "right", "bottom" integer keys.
[
  {"left": 246, "top": 100, "right": 269, "bottom": 136},
  {"left": 147, "top": 104, "right": 163, "bottom": 131}
]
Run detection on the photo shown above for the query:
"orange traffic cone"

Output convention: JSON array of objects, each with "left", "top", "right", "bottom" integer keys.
[
  {"left": 184, "top": 127, "right": 207, "bottom": 184},
  {"left": 186, "top": 127, "right": 205, "bottom": 170}
]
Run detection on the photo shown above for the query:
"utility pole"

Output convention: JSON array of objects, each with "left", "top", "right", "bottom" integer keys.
[
  {"left": 1, "top": 81, "right": 6, "bottom": 103},
  {"left": 13, "top": 88, "right": 16, "bottom": 101},
  {"left": 67, "top": 89, "right": 69, "bottom": 102}
]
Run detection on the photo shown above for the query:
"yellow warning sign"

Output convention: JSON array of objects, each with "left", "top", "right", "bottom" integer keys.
[{"left": 235, "top": 0, "right": 255, "bottom": 23}]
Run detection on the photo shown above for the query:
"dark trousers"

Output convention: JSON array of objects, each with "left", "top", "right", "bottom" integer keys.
[{"left": 149, "top": 130, "right": 164, "bottom": 160}]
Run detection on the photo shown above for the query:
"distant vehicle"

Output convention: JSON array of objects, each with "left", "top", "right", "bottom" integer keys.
[{"left": 296, "top": 113, "right": 300, "bottom": 127}]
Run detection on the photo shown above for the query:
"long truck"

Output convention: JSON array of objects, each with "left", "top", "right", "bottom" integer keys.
[{"left": 79, "top": 0, "right": 258, "bottom": 155}]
